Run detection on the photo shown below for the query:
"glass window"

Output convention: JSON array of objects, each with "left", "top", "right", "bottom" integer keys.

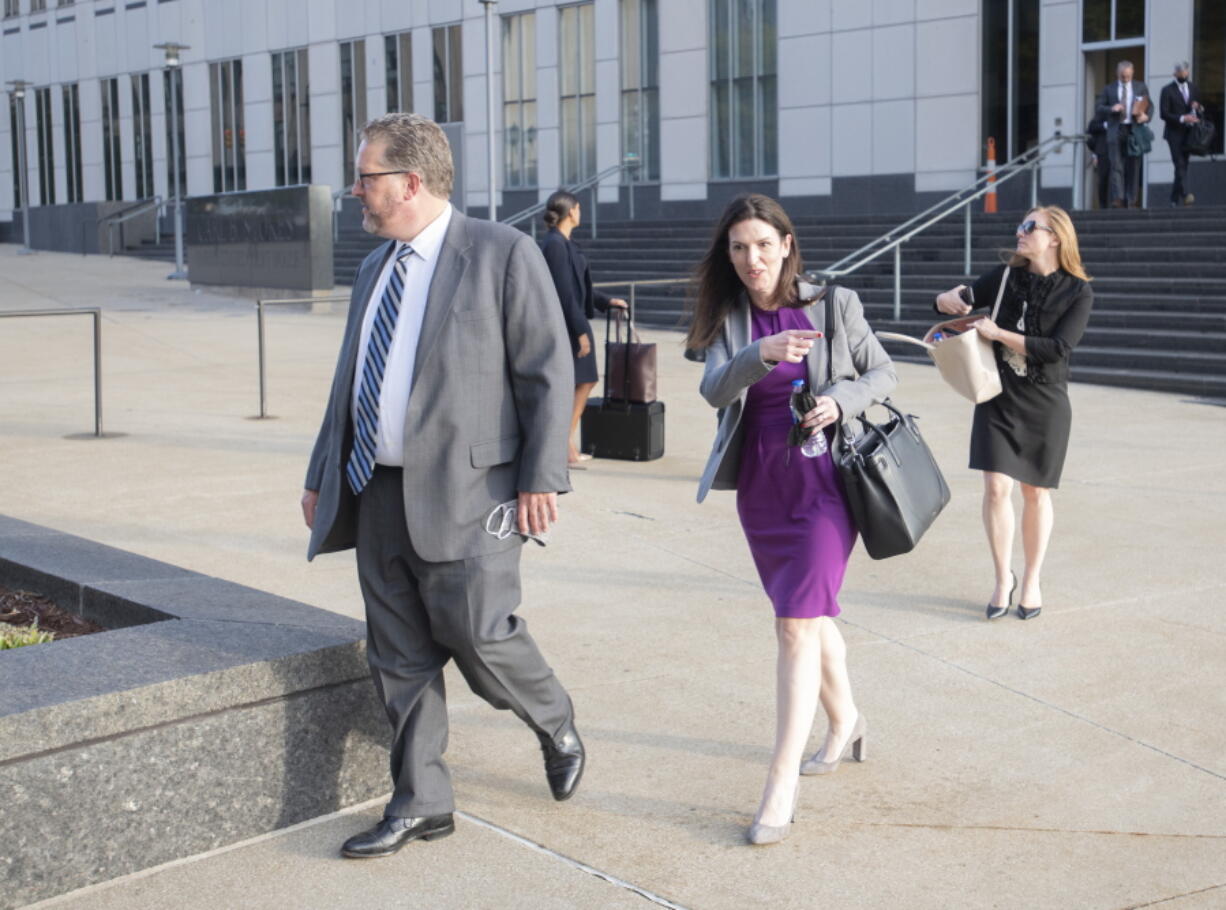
[
  {"left": 386, "top": 31, "right": 413, "bottom": 113},
  {"left": 982, "top": 0, "right": 1039, "bottom": 161},
  {"left": 559, "top": 3, "right": 596, "bottom": 184},
  {"left": 31, "top": 0, "right": 46, "bottom": 11},
  {"left": 131, "top": 73, "right": 154, "bottom": 199},
  {"left": 62, "top": 83, "right": 83, "bottom": 203},
  {"left": 163, "top": 67, "right": 186, "bottom": 198},
  {"left": 3, "top": 1, "right": 20, "bottom": 19},
  {"left": 503, "top": 11, "right": 537, "bottom": 188},
  {"left": 210, "top": 59, "right": 246, "bottom": 192},
  {"left": 100, "top": 77, "right": 123, "bottom": 201},
  {"left": 340, "top": 40, "right": 367, "bottom": 186},
  {"left": 272, "top": 48, "right": 310, "bottom": 186},
  {"left": 620, "top": 0, "right": 659, "bottom": 182},
  {"left": 433, "top": 24, "right": 463, "bottom": 123},
  {"left": 709, "top": 0, "right": 776, "bottom": 179},
  {"left": 1194, "top": 0, "right": 1225, "bottom": 155},
  {"left": 8, "top": 95, "right": 20, "bottom": 211},
  {"left": 1084, "top": 0, "right": 1146, "bottom": 44},
  {"left": 35, "top": 86, "right": 54, "bottom": 205}
]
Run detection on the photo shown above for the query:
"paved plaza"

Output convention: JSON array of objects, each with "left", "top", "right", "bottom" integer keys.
[{"left": 1, "top": 247, "right": 1224, "bottom": 910}]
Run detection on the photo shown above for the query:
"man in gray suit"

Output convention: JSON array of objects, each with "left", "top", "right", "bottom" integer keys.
[
  {"left": 1096, "top": 60, "right": 1151, "bottom": 207},
  {"left": 301, "top": 113, "right": 584, "bottom": 859}
]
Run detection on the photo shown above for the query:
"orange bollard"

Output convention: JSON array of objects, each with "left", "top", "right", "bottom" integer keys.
[{"left": 985, "top": 137, "right": 998, "bottom": 214}]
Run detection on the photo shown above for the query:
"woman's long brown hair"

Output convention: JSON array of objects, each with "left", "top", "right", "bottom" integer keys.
[
  {"left": 1006, "top": 205, "right": 1092, "bottom": 281},
  {"left": 685, "top": 194, "right": 804, "bottom": 350}
]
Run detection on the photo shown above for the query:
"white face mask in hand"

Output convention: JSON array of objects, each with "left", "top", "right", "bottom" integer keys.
[{"left": 485, "top": 500, "right": 550, "bottom": 546}]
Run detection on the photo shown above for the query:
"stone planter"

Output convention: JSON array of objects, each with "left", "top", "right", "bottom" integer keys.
[{"left": 0, "top": 516, "right": 386, "bottom": 909}]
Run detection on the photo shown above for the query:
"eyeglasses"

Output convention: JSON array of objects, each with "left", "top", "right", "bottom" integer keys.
[
  {"left": 1017, "top": 220, "right": 1056, "bottom": 236},
  {"left": 354, "top": 169, "right": 410, "bottom": 190}
]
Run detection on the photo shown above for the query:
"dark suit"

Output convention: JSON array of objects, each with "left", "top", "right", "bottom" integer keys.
[
  {"left": 1085, "top": 118, "right": 1110, "bottom": 208},
  {"left": 1096, "top": 79, "right": 1150, "bottom": 206},
  {"left": 304, "top": 210, "right": 577, "bottom": 818},
  {"left": 1160, "top": 79, "right": 1201, "bottom": 203},
  {"left": 539, "top": 226, "right": 612, "bottom": 385}
]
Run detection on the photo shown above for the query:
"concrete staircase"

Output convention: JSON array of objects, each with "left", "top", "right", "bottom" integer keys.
[{"left": 571, "top": 207, "right": 1226, "bottom": 400}]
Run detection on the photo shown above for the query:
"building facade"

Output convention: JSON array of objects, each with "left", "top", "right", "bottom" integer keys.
[{"left": 1, "top": 0, "right": 1223, "bottom": 235}]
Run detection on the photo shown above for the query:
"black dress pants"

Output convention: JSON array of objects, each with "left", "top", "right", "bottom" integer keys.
[{"left": 1167, "top": 136, "right": 1190, "bottom": 203}]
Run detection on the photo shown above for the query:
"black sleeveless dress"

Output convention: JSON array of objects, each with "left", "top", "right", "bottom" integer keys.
[{"left": 965, "top": 265, "right": 1094, "bottom": 489}]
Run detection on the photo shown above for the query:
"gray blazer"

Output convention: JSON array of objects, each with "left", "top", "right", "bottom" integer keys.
[
  {"left": 304, "top": 210, "right": 574, "bottom": 563},
  {"left": 696, "top": 283, "right": 898, "bottom": 503}
]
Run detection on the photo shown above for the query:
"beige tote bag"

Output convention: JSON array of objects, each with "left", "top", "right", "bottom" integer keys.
[{"left": 878, "top": 269, "right": 1008, "bottom": 404}]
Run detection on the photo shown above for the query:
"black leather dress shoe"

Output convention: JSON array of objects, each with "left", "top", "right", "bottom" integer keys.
[
  {"left": 340, "top": 814, "right": 455, "bottom": 858},
  {"left": 538, "top": 722, "right": 585, "bottom": 801}
]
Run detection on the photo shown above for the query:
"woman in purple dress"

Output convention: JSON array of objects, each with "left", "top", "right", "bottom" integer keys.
[{"left": 690, "top": 195, "right": 897, "bottom": 845}]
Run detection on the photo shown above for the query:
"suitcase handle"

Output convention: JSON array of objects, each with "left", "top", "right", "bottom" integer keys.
[{"left": 602, "top": 295, "right": 637, "bottom": 405}]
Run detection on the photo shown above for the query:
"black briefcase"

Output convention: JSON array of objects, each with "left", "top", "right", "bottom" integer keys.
[{"left": 581, "top": 398, "right": 665, "bottom": 461}]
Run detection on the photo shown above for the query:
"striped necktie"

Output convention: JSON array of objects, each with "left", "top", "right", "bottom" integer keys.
[{"left": 346, "top": 244, "right": 413, "bottom": 494}]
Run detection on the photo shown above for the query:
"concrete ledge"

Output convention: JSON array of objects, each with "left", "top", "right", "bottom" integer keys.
[{"left": 0, "top": 516, "right": 385, "bottom": 909}]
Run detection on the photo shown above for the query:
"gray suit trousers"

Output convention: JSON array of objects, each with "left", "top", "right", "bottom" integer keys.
[{"left": 356, "top": 466, "right": 573, "bottom": 817}]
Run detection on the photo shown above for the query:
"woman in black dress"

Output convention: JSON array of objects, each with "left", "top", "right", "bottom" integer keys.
[
  {"left": 539, "top": 191, "right": 627, "bottom": 467},
  {"left": 935, "top": 205, "right": 1093, "bottom": 621}
]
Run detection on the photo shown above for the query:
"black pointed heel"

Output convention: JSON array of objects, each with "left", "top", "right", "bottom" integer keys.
[
  {"left": 986, "top": 572, "right": 1017, "bottom": 620},
  {"left": 1017, "top": 604, "right": 1042, "bottom": 620}
]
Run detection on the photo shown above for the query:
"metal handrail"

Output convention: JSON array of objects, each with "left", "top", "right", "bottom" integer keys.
[
  {"left": 501, "top": 159, "right": 642, "bottom": 239},
  {"left": 593, "top": 277, "right": 690, "bottom": 317},
  {"left": 96, "top": 196, "right": 165, "bottom": 256},
  {"left": 812, "top": 132, "right": 1085, "bottom": 319},
  {"left": 255, "top": 295, "right": 352, "bottom": 418},
  {"left": 0, "top": 308, "right": 104, "bottom": 436}
]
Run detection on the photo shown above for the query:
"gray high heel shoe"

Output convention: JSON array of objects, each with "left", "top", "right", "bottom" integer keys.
[
  {"left": 746, "top": 787, "right": 799, "bottom": 846},
  {"left": 800, "top": 713, "right": 866, "bottom": 776}
]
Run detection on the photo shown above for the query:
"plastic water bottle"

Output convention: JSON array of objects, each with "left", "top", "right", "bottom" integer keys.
[
  {"left": 789, "top": 379, "right": 827, "bottom": 457},
  {"left": 932, "top": 331, "right": 945, "bottom": 342}
]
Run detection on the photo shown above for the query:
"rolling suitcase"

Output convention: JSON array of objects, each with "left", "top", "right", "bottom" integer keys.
[
  {"left": 581, "top": 398, "right": 665, "bottom": 461},
  {"left": 579, "top": 304, "right": 665, "bottom": 461}
]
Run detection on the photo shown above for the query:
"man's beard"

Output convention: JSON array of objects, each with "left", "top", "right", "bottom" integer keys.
[{"left": 362, "top": 207, "right": 384, "bottom": 234}]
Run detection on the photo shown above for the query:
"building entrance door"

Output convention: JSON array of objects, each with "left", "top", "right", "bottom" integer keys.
[{"left": 1083, "top": 46, "right": 1148, "bottom": 209}]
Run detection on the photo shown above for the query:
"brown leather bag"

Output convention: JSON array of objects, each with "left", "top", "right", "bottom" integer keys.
[{"left": 605, "top": 309, "right": 657, "bottom": 403}]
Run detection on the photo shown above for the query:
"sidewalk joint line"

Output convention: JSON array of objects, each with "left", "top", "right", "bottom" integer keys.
[
  {"left": 860, "top": 821, "right": 1226, "bottom": 840},
  {"left": 1121, "top": 881, "right": 1226, "bottom": 909},
  {"left": 882, "top": 637, "right": 1226, "bottom": 783},
  {"left": 456, "top": 810, "right": 691, "bottom": 910}
]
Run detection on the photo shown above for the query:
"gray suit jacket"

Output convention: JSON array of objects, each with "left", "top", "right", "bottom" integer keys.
[
  {"left": 696, "top": 283, "right": 897, "bottom": 503},
  {"left": 304, "top": 211, "right": 574, "bottom": 563}
]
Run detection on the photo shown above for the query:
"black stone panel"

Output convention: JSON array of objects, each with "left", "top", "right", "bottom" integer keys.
[{"left": 186, "top": 185, "right": 334, "bottom": 290}]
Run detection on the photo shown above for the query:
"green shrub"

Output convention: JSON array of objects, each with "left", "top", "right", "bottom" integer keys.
[{"left": 0, "top": 623, "right": 56, "bottom": 649}]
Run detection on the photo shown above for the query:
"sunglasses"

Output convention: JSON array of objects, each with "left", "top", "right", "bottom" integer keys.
[{"left": 1017, "top": 220, "right": 1056, "bottom": 236}]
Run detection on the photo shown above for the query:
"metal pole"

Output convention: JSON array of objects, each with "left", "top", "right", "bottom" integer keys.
[
  {"left": 257, "top": 301, "right": 268, "bottom": 419},
  {"left": 630, "top": 283, "right": 637, "bottom": 317},
  {"left": 92, "top": 310, "right": 103, "bottom": 436},
  {"left": 591, "top": 184, "right": 598, "bottom": 239},
  {"left": 1030, "top": 159, "right": 1039, "bottom": 208},
  {"left": 893, "top": 244, "right": 902, "bottom": 321},
  {"left": 964, "top": 203, "right": 972, "bottom": 276},
  {"left": 481, "top": 0, "right": 498, "bottom": 221},
  {"left": 1006, "top": 0, "right": 1015, "bottom": 161},
  {"left": 169, "top": 64, "right": 187, "bottom": 279}
]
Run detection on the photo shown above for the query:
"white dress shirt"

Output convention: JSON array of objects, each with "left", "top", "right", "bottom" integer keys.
[
  {"left": 1120, "top": 82, "right": 1134, "bottom": 124},
  {"left": 352, "top": 203, "right": 453, "bottom": 466}
]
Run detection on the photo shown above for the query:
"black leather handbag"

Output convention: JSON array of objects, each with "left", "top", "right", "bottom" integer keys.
[{"left": 835, "top": 400, "right": 950, "bottom": 560}]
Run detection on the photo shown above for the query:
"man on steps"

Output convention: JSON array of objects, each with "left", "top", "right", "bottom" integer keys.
[{"left": 1159, "top": 61, "right": 1203, "bottom": 208}]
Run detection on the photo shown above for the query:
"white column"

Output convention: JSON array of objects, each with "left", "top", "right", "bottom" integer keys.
[
  {"left": 245, "top": 52, "right": 276, "bottom": 190},
  {"left": 915, "top": 0, "right": 979, "bottom": 194},
  {"left": 658, "top": 0, "right": 707, "bottom": 201},
  {"left": 1038, "top": 0, "right": 1080, "bottom": 190},
  {"left": 1145, "top": 0, "right": 1196, "bottom": 187},
  {"left": 536, "top": 6, "right": 560, "bottom": 202},
  {"left": 593, "top": 0, "right": 620, "bottom": 203},
  {"left": 777, "top": 0, "right": 831, "bottom": 199}
]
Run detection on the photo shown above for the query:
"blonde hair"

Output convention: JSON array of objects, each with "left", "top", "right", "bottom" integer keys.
[
  {"left": 361, "top": 113, "right": 454, "bottom": 199},
  {"left": 1006, "top": 205, "right": 1091, "bottom": 281}
]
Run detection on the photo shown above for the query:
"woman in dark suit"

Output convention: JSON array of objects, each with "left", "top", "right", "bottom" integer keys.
[
  {"left": 936, "top": 205, "right": 1093, "bottom": 621},
  {"left": 539, "top": 191, "right": 627, "bottom": 467}
]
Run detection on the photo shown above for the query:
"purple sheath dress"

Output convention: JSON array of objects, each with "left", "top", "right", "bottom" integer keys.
[{"left": 736, "top": 305, "right": 858, "bottom": 619}]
